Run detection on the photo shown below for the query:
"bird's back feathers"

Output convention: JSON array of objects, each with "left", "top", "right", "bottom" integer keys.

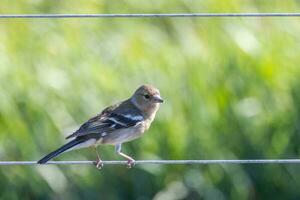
[{"left": 65, "top": 99, "right": 144, "bottom": 139}]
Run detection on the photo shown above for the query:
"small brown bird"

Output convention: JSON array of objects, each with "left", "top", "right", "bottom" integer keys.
[{"left": 37, "top": 85, "right": 163, "bottom": 168}]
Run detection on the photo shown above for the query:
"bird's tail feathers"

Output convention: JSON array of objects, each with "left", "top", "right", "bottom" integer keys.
[{"left": 37, "top": 139, "right": 84, "bottom": 164}]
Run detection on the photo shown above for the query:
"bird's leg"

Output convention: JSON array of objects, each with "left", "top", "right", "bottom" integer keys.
[
  {"left": 94, "top": 146, "right": 103, "bottom": 169},
  {"left": 115, "top": 143, "right": 135, "bottom": 168}
]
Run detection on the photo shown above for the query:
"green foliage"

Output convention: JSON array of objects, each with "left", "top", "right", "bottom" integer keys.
[{"left": 1, "top": 1, "right": 300, "bottom": 199}]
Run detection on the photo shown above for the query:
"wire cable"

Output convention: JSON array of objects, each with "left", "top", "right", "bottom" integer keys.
[
  {"left": 1, "top": 159, "right": 300, "bottom": 166},
  {"left": 1, "top": 13, "right": 300, "bottom": 19}
]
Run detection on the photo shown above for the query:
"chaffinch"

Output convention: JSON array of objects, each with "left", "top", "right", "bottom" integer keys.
[{"left": 37, "top": 84, "right": 164, "bottom": 168}]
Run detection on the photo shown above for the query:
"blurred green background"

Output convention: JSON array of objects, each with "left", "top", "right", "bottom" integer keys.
[{"left": 1, "top": 0, "right": 300, "bottom": 199}]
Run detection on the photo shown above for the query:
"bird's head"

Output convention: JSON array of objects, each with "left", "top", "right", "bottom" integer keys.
[{"left": 131, "top": 84, "right": 164, "bottom": 112}]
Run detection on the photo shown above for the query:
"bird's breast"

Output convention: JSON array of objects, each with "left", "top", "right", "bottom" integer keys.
[{"left": 101, "top": 121, "right": 148, "bottom": 145}]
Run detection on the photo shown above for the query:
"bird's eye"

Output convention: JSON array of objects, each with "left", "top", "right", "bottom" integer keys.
[{"left": 144, "top": 94, "right": 150, "bottom": 99}]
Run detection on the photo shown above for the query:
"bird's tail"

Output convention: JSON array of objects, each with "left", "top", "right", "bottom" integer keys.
[{"left": 37, "top": 138, "right": 84, "bottom": 164}]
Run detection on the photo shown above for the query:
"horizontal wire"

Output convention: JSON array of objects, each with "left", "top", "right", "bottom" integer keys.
[
  {"left": 0, "top": 13, "right": 300, "bottom": 19},
  {"left": 1, "top": 159, "right": 300, "bottom": 166}
]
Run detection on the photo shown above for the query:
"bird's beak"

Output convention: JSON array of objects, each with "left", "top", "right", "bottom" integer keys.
[{"left": 153, "top": 94, "right": 164, "bottom": 103}]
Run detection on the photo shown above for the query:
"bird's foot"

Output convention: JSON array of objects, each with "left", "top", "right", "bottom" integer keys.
[
  {"left": 94, "top": 158, "right": 104, "bottom": 169},
  {"left": 126, "top": 159, "right": 136, "bottom": 168}
]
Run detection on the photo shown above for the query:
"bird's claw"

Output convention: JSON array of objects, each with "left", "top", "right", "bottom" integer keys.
[
  {"left": 94, "top": 159, "right": 104, "bottom": 169},
  {"left": 126, "top": 159, "right": 136, "bottom": 168}
]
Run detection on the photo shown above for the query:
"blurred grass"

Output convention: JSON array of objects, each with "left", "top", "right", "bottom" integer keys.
[{"left": 1, "top": 0, "right": 300, "bottom": 199}]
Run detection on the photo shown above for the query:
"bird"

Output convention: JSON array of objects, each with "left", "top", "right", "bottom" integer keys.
[{"left": 37, "top": 84, "right": 164, "bottom": 168}]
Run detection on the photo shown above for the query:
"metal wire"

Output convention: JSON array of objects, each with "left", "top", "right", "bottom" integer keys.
[
  {"left": 1, "top": 13, "right": 300, "bottom": 19},
  {"left": 1, "top": 159, "right": 300, "bottom": 166}
]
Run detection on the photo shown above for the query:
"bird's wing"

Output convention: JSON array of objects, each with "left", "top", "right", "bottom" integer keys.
[{"left": 66, "top": 103, "right": 144, "bottom": 139}]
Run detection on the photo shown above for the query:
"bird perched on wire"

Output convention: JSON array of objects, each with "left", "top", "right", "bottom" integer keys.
[{"left": 37, "top": 84, "right": 164, "bottom": 168}]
